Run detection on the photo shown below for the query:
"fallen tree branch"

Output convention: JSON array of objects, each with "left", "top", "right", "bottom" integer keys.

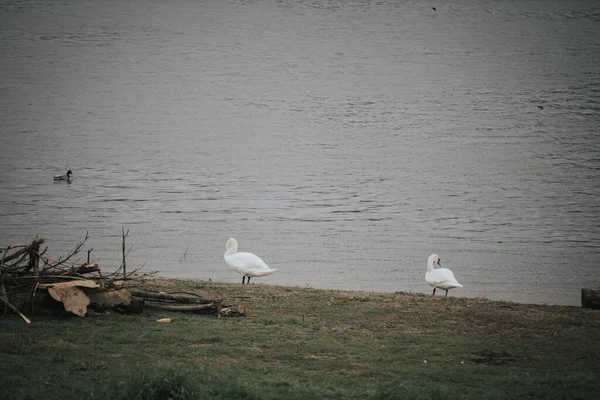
[
  {"left": 165, "top": 291, "right": 212, "bottom": 298},
  {"left": 0, "top": 239, "right": 45, "bottom": 265},
  {"left": 128, "top": 290, "right": 215, "bottom": 304},
  {"left": 0, "top": 245, "right": 11, "bottom": 273},
  {"left": 0, "top": 294, "right": 31, "bottom": 324},
  {"left": 3, "top": 251, "right": 31, "bottom": 272},
  {"left": 144, "top": 302, "right": 217, "bottom": 312},
  {"left": 16, "top": 275, "right": 91, "bottom": 281},
  {"left": 60, "top": 263, "right": 100, "bottom": 276},
  {"left": 1, "top": 244, "right": 27, "bottom": 252}
]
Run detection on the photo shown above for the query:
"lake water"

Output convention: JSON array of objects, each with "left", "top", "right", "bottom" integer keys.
[{"left": 1, "top": 0, "right": 599, "bottom": 306}]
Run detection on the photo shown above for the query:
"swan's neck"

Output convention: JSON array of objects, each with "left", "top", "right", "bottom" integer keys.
[
  {"left": 225, "top": 242, "right": 238, "bottom": 255},
  {"left": 427, "top": 258, "right": 435, "bottom": 273}
]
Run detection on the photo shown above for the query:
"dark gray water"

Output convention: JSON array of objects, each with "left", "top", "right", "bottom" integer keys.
[{"left": 1, "top": 0, "right": 599, "bottom": 305}]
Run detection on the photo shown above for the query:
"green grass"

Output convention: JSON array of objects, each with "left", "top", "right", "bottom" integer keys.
[{"left": 1, "top": 278, "right": 599, "bottom": 399}]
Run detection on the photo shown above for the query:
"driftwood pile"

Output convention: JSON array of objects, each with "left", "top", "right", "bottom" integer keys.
[
  {"left": 0, "top": 233, "right": 143, "bottom": 322},
  {"left": 0, "top": 233, "right": 228, "bottom": 323}
]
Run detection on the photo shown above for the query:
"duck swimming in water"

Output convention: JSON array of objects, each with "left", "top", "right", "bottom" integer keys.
[{"left": 53, "top": 170, "right": 73, "bottom": 181}]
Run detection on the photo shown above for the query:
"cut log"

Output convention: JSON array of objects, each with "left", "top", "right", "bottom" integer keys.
[
  {"left": 87, "top": 289, "right": 132, "bottom": 307},
  {"left": 128, "top": 290, "right": 214, "bottom": 304},
  {"left": 144, "top": 302, "right": 216, "bottom": 312},
  {"left": 48, "top": 285, "right": 89, "bottom": 317},
  {"left": 86, "top": 292, "right": 144, "bottom": 314},
  {"left": 45, "top": 280, "right": 99, "bottom": 317},
  {"left": 582, "top": 288, "right": 600, "bottom": 310}
]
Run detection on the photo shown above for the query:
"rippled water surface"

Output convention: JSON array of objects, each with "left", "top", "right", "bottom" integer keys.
[{"left": 1, "top": 0, "right": 599, "bottom": 305}]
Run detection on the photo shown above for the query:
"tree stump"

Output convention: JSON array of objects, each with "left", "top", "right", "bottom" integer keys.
[{"left": 581, "top": 288, "right": 600, "bottom": 310}]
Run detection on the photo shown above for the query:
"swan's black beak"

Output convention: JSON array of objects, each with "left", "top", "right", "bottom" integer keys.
[{"left": 437, "top": 259, "right": 441, "bottom": 266}]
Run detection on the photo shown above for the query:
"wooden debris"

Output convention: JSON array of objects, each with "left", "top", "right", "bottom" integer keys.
[
  {"left": 130, "top": 289, "right": 230, "bottom": 316},
  {"left": 1, "top": 239, "right": 45, "bottom": 265},
  {"left": 0, "top": 292, "right": 31, "bottom": 324},
  {"left": 70, "top": 263, "right": 100, "bottom": 275},
  {"left": 40, "top": 280, "right": 100, "bottom": 290},
  {"left": 145, "top": 302, "right": 218, "bottom": 312},
  {"left": 1, "top": 234, "right": 242, "bottom": 320},
  {"left": 87, "top": 289, "right": 132, "bottom": 307},
  {"left": 0, "top": 234, "right": 155, "bottom": 321},
  {"left": 46, "top": 280, "right": 99, "bottom": 317},
  {"left": 128, "top": 290, "right": 213, "bottom": 304}
]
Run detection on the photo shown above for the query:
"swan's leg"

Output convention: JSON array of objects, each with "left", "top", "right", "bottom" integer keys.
[
  {"left": 247, "top": 277, "right": 251, "bottom": 284},
  {"left": 242, "top": 276, "right": 245, "bottom": 284},
  {"left": 445, "top": 289, "right": 448, "bottom": 297},
  {"left": 432, "top": 288, "right": 436, "bottom": 296}
]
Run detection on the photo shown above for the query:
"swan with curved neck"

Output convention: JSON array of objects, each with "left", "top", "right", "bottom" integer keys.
[
  {"left": 224, "top": 238, "right": 278, "bottom": 284},
  {"left": 425, "top": 254, "right": 463, "bottom": 297}
]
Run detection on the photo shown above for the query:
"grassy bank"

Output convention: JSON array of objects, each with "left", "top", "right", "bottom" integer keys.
[{"left": 1, "top": 279, "right": 599, "bottom": 399}]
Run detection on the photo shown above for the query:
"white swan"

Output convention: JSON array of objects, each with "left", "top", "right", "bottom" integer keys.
[
  {"left": 224, "top": 238, "right": 278, "bottom": 284},
  {"left": 425, "top": 254, "right": 463, "bottom": 297}
]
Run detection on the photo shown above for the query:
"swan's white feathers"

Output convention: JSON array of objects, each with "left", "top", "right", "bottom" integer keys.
[
  {"left": 225, "top": 252, "right": 278, "bottom": 277},
  {"left": 425, "top": 268, "right": 463, "bottom": 289},
  {"left": 425, "top": 254, "right": 463, "bottom": 293},
  {"left": 224, "top": 238, "right": 278, "bottom": 281}
]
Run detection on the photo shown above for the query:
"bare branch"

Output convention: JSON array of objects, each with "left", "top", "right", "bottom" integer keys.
[
  {"left": 87, "top": 248, "right": 93, "bottom": 264},
  {"left": 121, "top": 228, "right": 130, "bottom": 279},
  {"left": 40, "top": 233, "right": 88, "bottom": 270}
]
